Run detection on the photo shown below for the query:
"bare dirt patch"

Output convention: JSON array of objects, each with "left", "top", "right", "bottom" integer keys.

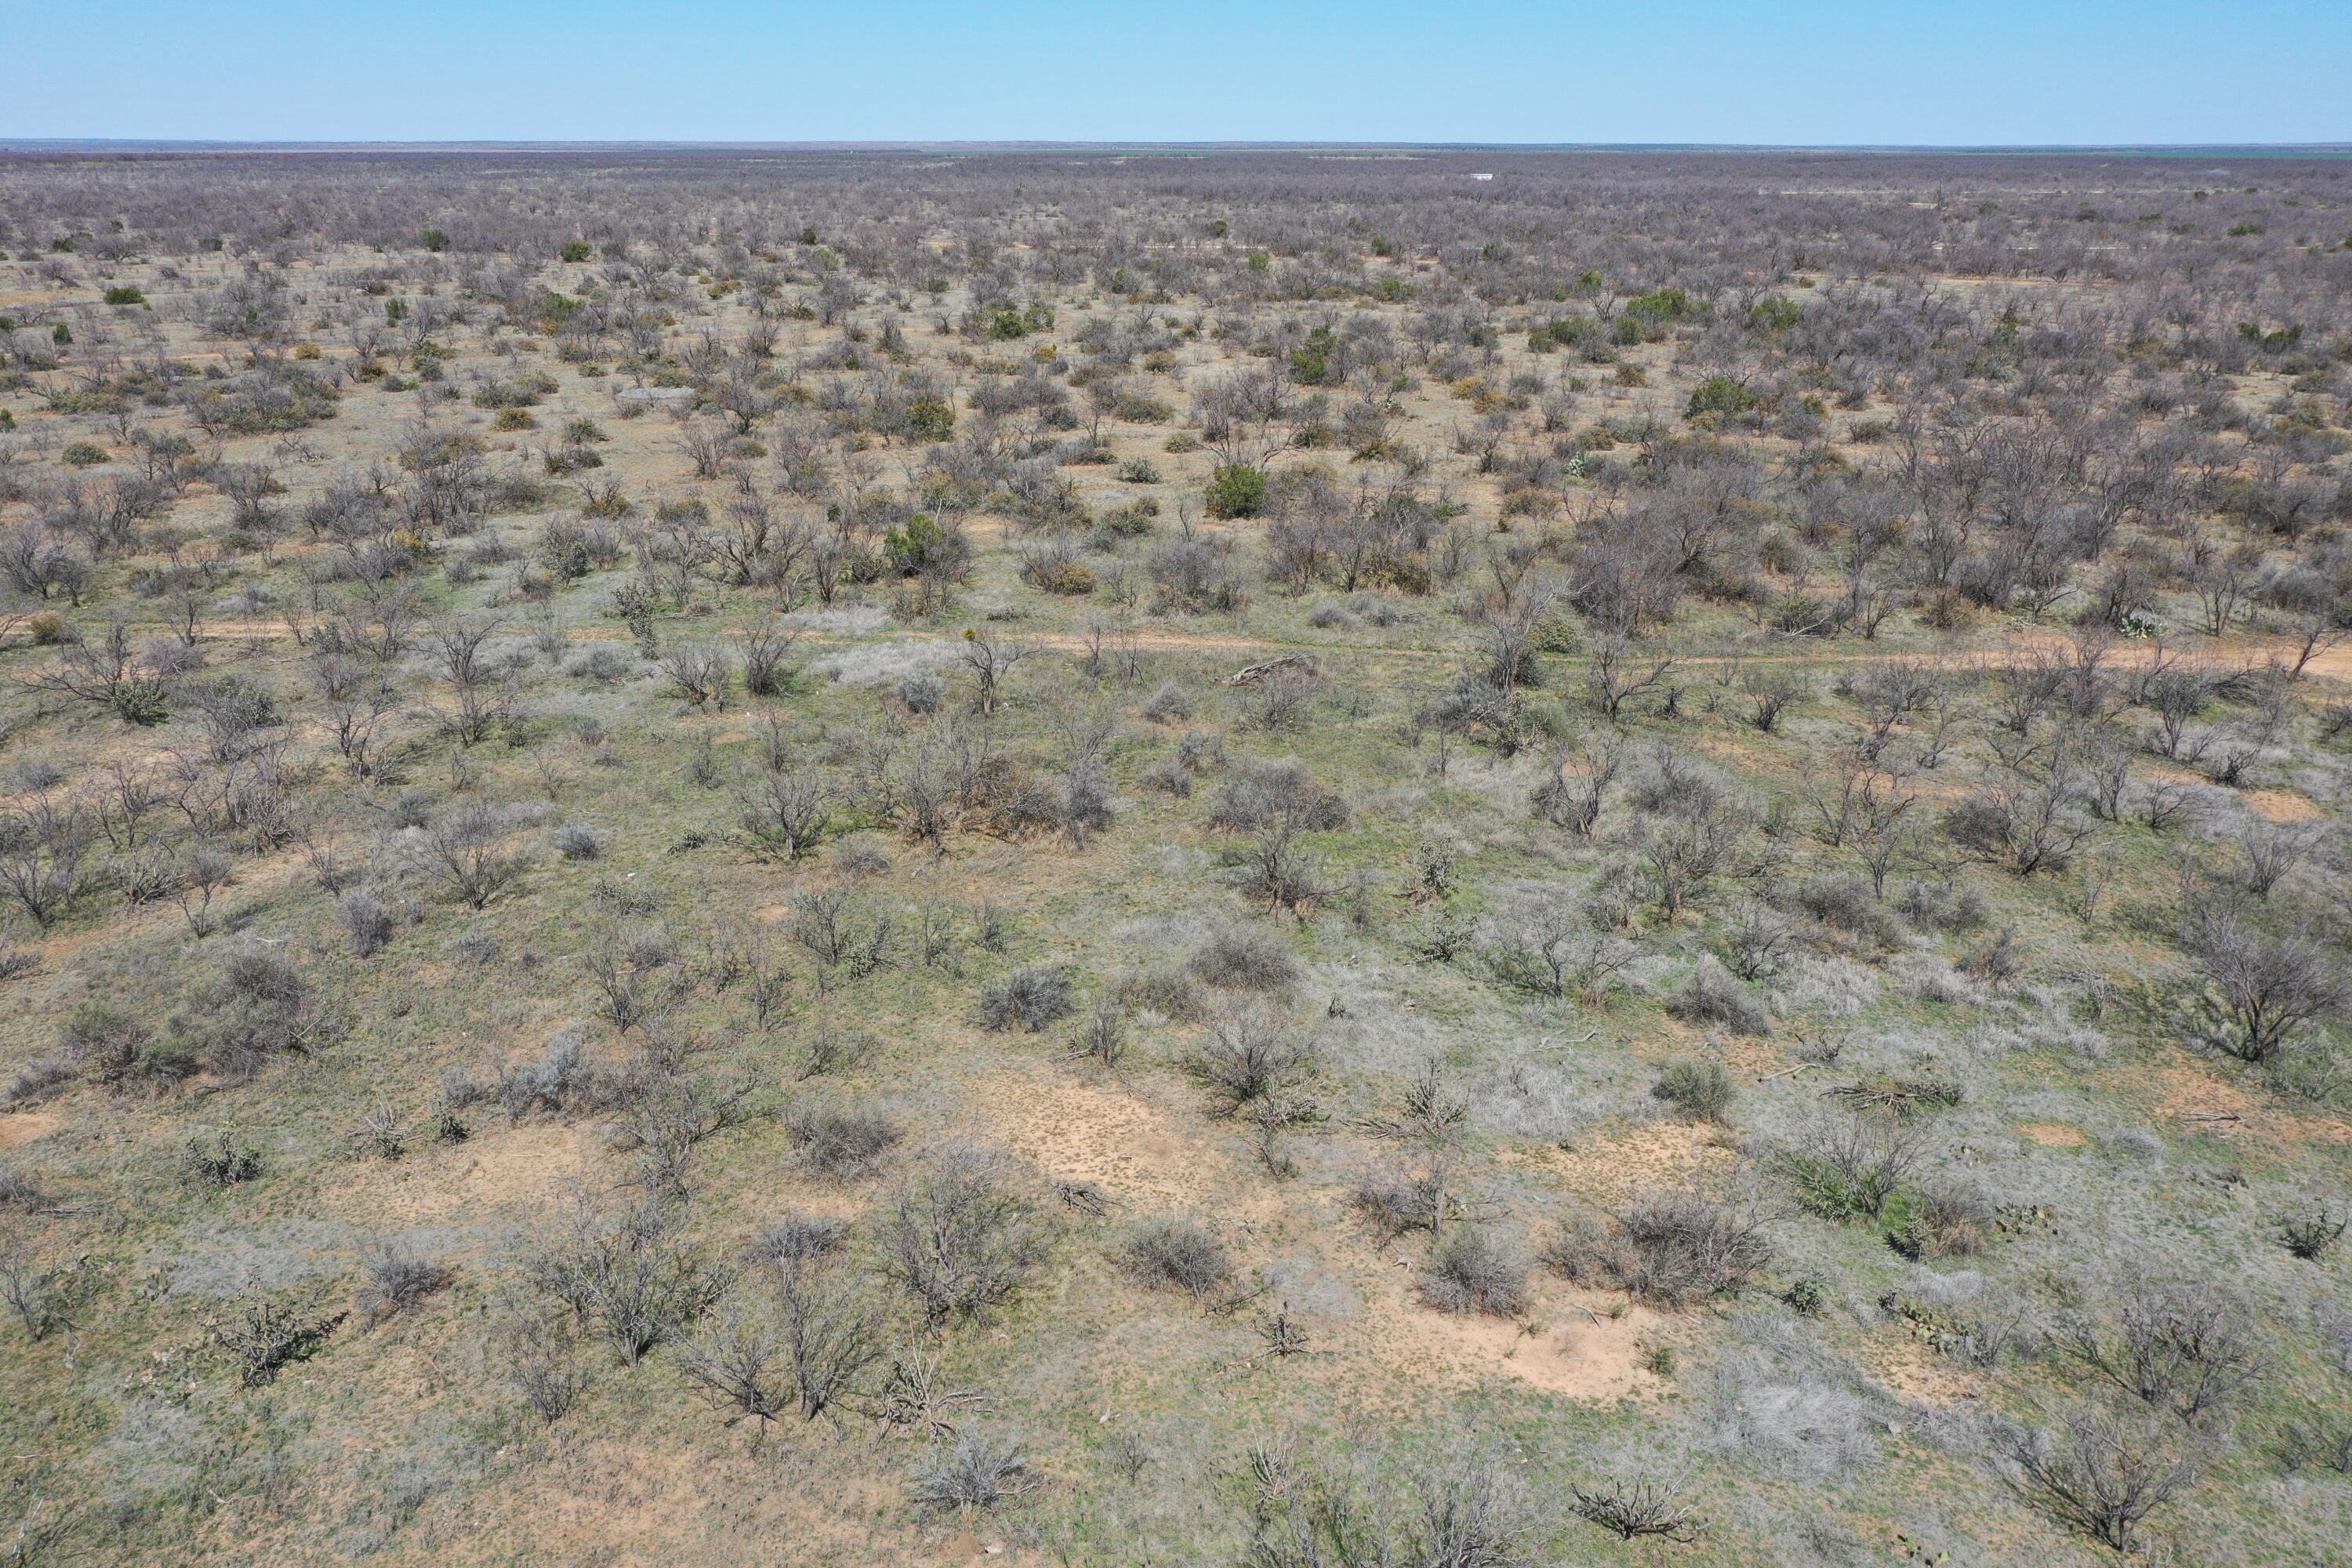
[
  {"left": 321, "top": 1122, "right": 597, "bottom": 1227},
  {"left": 2017, "top": 1121, "right": 2089, "bottom": 1148},
  {"left": 1861, "top": 1330, "right": 1980, "bottom": 1406},
  {"left": 959, "top": 1068, "right": 1227, "bottom": 1210},
  {"left": 2151, "top": 1064, "right": 2263, "bottom": 1123},
  {"left": 1511, "top": 1117, "right": 1737, "bottom": 1206},
  {"left": 1344, "top": 1271, "right": 1668, "bottom": 1404},
  {"left": 2148, "top": 1062, "right": 2349, "bottom": 1146},
  {"left": 2242, "top": 789, "right": 2322, "bottom": 823},
  {"left": 0, "top": 1109, "right": 62, "bottom": 1149},
  {"left": 426, "top": 1437, "right": 906, "bottom": 1568}
]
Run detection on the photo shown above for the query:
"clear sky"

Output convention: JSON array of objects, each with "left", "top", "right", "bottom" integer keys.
[{"left": 3, "top": 0, "right": 2346, "bottom": 147}]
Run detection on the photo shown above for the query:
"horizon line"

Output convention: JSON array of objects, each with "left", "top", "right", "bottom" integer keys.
[{"left": 3, "top": 137, "right": 2350, "bottom": 157}]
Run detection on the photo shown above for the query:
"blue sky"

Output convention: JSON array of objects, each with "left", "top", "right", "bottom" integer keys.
[{"left": 4, "top": 1, "right": 2346, "bottom": 146}]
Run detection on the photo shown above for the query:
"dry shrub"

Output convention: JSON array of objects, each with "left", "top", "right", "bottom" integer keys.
[
  {"left": 978, "top": 965, "right": 1074, "bottom": 1033},
  {"left": 1888, "top": 1181, "right": 1992, "bottom": 1260},
  {"left": 1417, "top": 1226, "right": 1530, "bottom": 1316},
  {"left": 1545, "top": 1191, "right": 1772, "bottom": 1309},
  {"left": 908, "top": 1430, "right": 1034, "bottom": 1512},
  {"left": 1194, "top": 1004, "right": 1316, "bottom": 1109},
  {"left": 1665, "top": 956, "right": 1769, "bottom": 1035},
  {"left": 1114, "top": 962, "right": 1205, "bottom": 1021},
  {"left": 783, "top": 1100, "right": 902, "bottom": 1178},
  {"left": 884, "top": 1149, "right": 1043, "bottom": 1325},
  {"left": 357, "top": 1239, "right": 455, "bottom": 1324},
  {"left": 1120, "top": 1217, "right": 1232, "bottom": 1299},
  {"left": 1189, "top": 924, "right": 1299, "bottom": 992},
  {"left": 1208, "top": 759, "right": 1348, "bottom": 833},
  {"left": 1651, "top": 1058, "right": 1736, "bottom": 1122}
]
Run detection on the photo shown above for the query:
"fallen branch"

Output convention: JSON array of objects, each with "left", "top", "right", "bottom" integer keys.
[{"left": 1223, "top": 655, "right": 1319, "bottom": 687}]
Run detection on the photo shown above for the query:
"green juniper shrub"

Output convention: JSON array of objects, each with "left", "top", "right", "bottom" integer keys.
[{"left": 1206, "top": 463, "right": 1268, "bottom": 520}]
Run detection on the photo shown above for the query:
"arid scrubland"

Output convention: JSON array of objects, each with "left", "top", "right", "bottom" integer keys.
[{"left": 0, "top": 144, "right": 2350, "bottom": 1565}]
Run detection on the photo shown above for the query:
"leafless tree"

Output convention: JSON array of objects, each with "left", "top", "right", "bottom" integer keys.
[
  {"left": 2184, "top": 905, "right": 2341, "bottom": 1063},
  {"left": 1586, "top": 637, "right": 1675, "bottom": 722},
  {"left": 957, "top": 631, "right": 1029, "bottom": 716},
  {"left": 412, "top": 803, "right": 527, "bottom": 909},
  {"left": 1992, "top": 1404, "right": 2201, "bottom": 1554}
]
